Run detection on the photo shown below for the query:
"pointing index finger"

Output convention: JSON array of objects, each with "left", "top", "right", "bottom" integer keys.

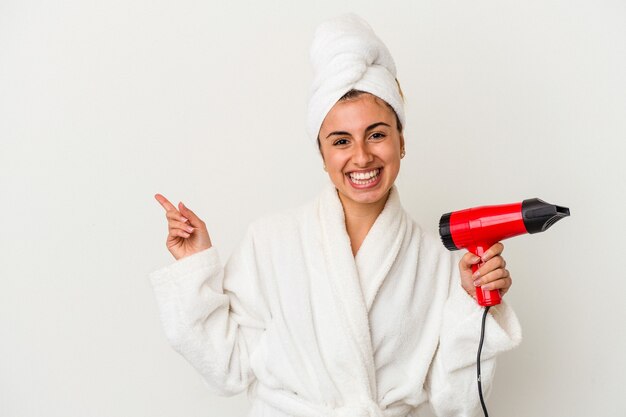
[{"left": 154, "top": 193, "right": 177, "bottom": 212}]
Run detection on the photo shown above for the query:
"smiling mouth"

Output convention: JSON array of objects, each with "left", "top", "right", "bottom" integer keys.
[{"left": 346, "top": 168, "right": 382, "bottom": 185}]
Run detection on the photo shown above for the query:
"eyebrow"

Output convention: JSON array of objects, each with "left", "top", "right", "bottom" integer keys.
[{"left": 325, "top": 122, "right": 391, "bottom": 140}]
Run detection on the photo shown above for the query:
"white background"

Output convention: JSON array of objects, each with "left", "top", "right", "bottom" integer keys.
[{"left": 1, "top": 1, "right": 625, "bottom": 416}]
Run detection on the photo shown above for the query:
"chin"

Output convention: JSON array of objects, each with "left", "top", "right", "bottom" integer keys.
[{"left": 338, "top": 181, "right": 391, "bottom": 206}]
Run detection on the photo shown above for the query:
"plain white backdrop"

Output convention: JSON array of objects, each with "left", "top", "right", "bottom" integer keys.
[{"left": 1, "top": 0, "right": 625, "bottom": 416}]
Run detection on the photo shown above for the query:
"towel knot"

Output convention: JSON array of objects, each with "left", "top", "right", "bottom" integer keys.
[{"left": 333, "top": 401, "right": 384, "bottom": 417}]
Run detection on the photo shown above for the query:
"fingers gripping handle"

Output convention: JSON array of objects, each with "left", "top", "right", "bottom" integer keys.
[{"left": 470, "top": 244, "right": 502, "bottom": 307}]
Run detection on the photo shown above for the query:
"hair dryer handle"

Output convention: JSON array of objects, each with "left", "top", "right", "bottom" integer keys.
[{"left": 469, "top": 244, "right": 502, "bottom": 307}]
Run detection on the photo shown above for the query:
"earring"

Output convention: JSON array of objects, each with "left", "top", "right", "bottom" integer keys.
[
  {"left": 323, "top": 165, "right": 327, "bottom": 172},
  {"left": 401, "top": 148, "right": 406, "bottom": 159}
]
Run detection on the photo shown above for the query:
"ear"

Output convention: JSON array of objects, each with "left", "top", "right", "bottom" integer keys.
[{"left": 399, "top": 133, "right": 405, "bottom": 150}]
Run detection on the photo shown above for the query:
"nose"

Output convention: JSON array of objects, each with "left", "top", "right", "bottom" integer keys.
[{"left": 352, "top": 140, "right": 374, "bottom": 167}]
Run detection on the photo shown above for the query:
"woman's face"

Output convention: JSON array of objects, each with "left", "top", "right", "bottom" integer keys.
[{"left": 318, "top": 93, "right": 404, "bottom": 209}]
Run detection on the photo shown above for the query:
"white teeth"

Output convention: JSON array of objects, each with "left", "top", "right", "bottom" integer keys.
[
  {"left": 348, "top": 168, "right": 380, "bottom": 183},
  {"left": 349, "top": 169, "right": 379, "bottom": 180}
]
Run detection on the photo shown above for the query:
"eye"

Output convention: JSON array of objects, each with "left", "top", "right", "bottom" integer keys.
[
  {"left": 369, "top": 132, "right": 386, "bottom": 140},
  {"left": 333, "top": 138, "right": 350, "bottom": 146}
]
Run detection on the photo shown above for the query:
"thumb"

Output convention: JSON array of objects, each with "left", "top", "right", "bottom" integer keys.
[
  {"left": 460, "top": 251, "right": 481, "bottom": 273},
  {"left": 178, "top": 201, "right": 203, "bottom": 227}
]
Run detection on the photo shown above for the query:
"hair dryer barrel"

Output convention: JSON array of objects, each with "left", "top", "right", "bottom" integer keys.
[{"left": 439, "top": 198, "right": 570, "bottom": 251}]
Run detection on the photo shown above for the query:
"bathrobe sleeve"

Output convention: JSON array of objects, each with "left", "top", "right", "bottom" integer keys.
[
  {"left": 148, "top": 225, "right": 269, "bottom": 396},
  {"left": 424, "top": 252, "right": 522, "bottom": 417}
]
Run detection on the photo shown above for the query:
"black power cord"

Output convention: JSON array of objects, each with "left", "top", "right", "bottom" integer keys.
[{"left": 477, "top": 306, "right": 491, "bottom": 417}]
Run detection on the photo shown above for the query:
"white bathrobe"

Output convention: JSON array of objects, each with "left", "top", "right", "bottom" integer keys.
[{"left": 148, "top": 183, "right": 522, "bottom": 417}]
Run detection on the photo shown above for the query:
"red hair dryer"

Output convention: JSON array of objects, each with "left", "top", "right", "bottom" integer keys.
[{"left": 439, "top": 198, "right": 570, "bottom": 307}]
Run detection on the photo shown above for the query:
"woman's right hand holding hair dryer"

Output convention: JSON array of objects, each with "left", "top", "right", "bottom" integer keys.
[{"left": 154, "top": 194, "right": 212, "bottom": 260}]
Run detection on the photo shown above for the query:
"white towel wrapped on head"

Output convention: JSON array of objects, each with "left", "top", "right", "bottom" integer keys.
[{"left": 307, "top": 14, "right": 406, "bottom": 142}]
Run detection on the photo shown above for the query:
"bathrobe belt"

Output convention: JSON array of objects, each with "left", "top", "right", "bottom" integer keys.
[{"left": 254, "top": 382, "right": 414, "bottom": 417}]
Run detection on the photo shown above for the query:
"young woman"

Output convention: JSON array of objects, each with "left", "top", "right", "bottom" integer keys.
[{"left": 149, "top": 14, "right": 521, "bottom": 417}]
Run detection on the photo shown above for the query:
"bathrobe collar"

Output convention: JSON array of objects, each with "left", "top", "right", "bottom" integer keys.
[{"left": 317, "top": 181, "right": 408, "bottom": 403}]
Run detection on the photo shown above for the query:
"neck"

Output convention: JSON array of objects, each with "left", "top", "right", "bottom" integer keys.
[{"left": 337, "top": 188, "right": 391, "bottom": 255}]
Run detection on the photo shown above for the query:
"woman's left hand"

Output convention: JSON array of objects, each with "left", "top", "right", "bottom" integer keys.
[{"left": 458, "top": 242, "right": 512, "bottom": 299}]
